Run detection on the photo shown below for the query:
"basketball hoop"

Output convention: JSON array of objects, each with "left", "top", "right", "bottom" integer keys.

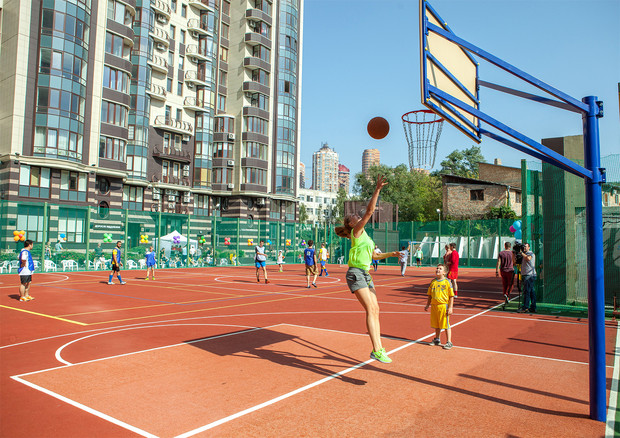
[{"left": 402, "top": 110, "right": 444, "bottom": 170}]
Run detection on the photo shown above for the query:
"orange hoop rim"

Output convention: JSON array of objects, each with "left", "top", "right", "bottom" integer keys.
[{"left": 402, "top": 110, "right": 444, "bottom": 124}]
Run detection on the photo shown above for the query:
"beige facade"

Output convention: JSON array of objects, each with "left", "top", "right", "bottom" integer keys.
[{"left": 362, "top": 148, "right": 379, "bottom": 176}]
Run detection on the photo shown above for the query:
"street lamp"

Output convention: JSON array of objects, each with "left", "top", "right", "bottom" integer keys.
[{"left": 436, "top": 209, "right": 441, "bottom": 265}]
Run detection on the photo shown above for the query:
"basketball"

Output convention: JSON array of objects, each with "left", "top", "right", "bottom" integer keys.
[{"left": 367, "top": 117, "right": 390, "bottom": 140}]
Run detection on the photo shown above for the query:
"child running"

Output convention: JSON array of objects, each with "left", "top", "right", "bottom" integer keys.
[
  {"left": 108, "top": 241, "right": 126, "bottom": 285},
  {"left": 335, "top": 175, "right": 402, "bottom": 364},
  {"left": 255, "top": 240, "right": 269, "bottom": 284},
  {"left": 145, "top": 246, "right": 156, "bottom": 280},
  {"left": 304, "top": 240, "right": 318, "bottom": 288},
  {"left": 424, "top": 264, "right": 455, "bottom": 350},
  {"left": 277, "top": 250, "right": 285, "bottom": 272},
  {"left": 318, "top": 242, "right": 329, "bottom": 277}
]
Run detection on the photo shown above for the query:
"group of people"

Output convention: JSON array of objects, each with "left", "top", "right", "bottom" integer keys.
[
  {"left": 372, "top": 245, "right": 424, "bottom": 274},
  {"left": 16, "top": 174, "right": 538, "bottom": 369},
  {"left": 496, "top": 241, "right": 537, "bottom": 313}
]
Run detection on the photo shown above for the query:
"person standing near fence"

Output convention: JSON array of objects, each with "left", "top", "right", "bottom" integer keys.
[
  {"left": 372, "top": 245, "right": 381, "bottom": 272},
  {"left": 415, "top": 246, "right": 423, "bottom": 267},
  {"left": 277, "top": 250, "right": 285, "bottom": 272},
  {"left": 255, "top": 240, "right": 269, "bottom": 284},
  {"left": 18, "top": 240, "right": 35, "bottom": 302},
  {"left": 318, "top": 242, "right": 329, "bottom": 277},
  {"left": 448, "top": 243, "right": 459, "bottom": 297},
  {"left": 496, "top": 242, "right": 515, "bottom": 304},
  {"left": 518, "top": 243, "right": 537, "bottom": 313},
  {"left": 398, "top": 243, "right": 411, "bottom": 276},
  {"left": 335, "top": 175, "right": 403, "bottom": 364},
  {"left": 108, "top": 241, "right": 126, "bottom": 285},
  {"left": 145, "top": 246, "right": 156, "bottom": 280}
]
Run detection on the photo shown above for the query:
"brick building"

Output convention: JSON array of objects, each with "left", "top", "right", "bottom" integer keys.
[{"left": 441, "top": 160, "right": 522, "bottom": 219}]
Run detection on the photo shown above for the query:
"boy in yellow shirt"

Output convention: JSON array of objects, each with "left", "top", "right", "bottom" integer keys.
[{"left": 424, "top": 264, "right": 455, "bottom": 349}]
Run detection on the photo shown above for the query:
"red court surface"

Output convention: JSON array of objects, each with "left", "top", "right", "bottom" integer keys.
[{"left": 1, "top": 265, "right": 618, "bottom": 437}]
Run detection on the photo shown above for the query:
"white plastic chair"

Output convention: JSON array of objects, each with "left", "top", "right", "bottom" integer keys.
[
  {"left": 44, "top": 260, "right": 57, "bottom": 272},
  {"left": 139, "top": 259, "right": 147, "bottom": 269},
  {"left": 33, "top": 260, "right": 40, "bottom": 271},
  {"left": 9, "top": 260, "right": 19, "bottom": 273},
  {"left": 127, "top": 260, "right": 138, "bottom": 269},
  {"left": 0, "top": 261, "right": 9, "bottom": 273},
  {"left": 61, "top": 260, "right": 78, "bottom": 271}
]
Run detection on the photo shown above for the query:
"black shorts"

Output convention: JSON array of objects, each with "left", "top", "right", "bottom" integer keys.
[
  {"left": 111, "top": 264, "right": 120, "bottom": 272},
  {"left": 20, "top": 275, "right": 32, "bottom": 285}
]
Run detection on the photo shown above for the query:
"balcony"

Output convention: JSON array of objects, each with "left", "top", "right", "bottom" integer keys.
[
  {"left": 150, "top": 27, "right": 170, "bottom": 47},
  {"left": 153, "top": 116, "right": 193, "bottom": 136},
  {"left": 185, "top": 44, "right": 213, "bottom": 62},
  {"left": 183, "top": 96, "right": 213, "bottom": 112},
  {"left": 246, "top": 8, "right": 272, "bottom": 26},
  {"left": 152, "top": 146, "right": 192, "bottom": 163},
  {"left": 146, "top": 83, "right": 167, "bottom": 101},
  {"left": 187, "top": 19, "right": 215, "bottom": 36},
  {"left": 185, "top": 70, "right": 209, "bottom": 87},
  {"left": 244, "top": 32, "right": 271, "bottom": 47},
  {"left": 188, "top": 0, "right": 217, "bottom": 11},
  {"left": 244, "top": 56, "right": 270, "bottom": 71},
  {"left": 243, "top": 81, "right": 269, "bottom": 95},
  {"left": 150, "top": 0, "right": 171, "bottom": 19},
  {"left": 147, "top": 54, "right": 168, "bottom": 74}
]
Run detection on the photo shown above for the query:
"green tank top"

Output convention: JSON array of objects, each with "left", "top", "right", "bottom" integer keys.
[{"left": 348, "top": 229, "right": 374, "bottom": 271}]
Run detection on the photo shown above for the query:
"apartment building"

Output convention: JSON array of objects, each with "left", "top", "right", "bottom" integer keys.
[{"left": 0, "top": 0, "right": 303, "bottom": 225}]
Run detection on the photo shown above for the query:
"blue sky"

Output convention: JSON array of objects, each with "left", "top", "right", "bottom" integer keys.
[{"left": 299, "top": 0, "right": 620, "bottom": 190}]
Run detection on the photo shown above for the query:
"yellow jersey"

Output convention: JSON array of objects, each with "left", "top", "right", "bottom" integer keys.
[{"left": 427, "top": 278, "right": 454, "bottom": 305}]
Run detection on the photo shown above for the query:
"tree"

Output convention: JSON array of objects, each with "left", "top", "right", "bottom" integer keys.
[
  {"left": 352, "top": 164, "right": 442, "bottom": 222},
  {"left": 299, "top": 203, "right": 308, "bottom": 224},
  {"left": 334, "top": 187, "right": 348, "bottom": 223},
  {"left": 436, "top": 145, "right": 486, "bottom": 178},
  {"left": 484, "top": 206, "right": 518, "bottom": 220}
]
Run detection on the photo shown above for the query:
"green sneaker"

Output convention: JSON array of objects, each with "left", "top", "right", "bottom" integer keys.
[{"left": 370, "top": 348, "right": 392, "bottom": 363}]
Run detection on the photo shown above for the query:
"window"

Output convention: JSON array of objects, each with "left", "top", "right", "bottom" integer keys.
[
  {"left": 58, "top": 207, "right": 86, "bottom": 243},
  {"left": 213, "top": 142, "right": 233, "bottom": 158},
  {"left": 252, "top": 69, "right": 269, "bottom": 85},
  {"left": 180, "top": 30, "right": 186, "bottom": 44},
  {"left": 221, "top": 22, "right": 229, "bottom": 39},
  {"left": 176, "top": 109, "right": 182, "bottom": 121},
  {"left": 248, "top": 92, "right": 268, "bottom": 110},
  {"left": 244, "top": 116, "right": 267, "bottom": 134},
  {"left": 194, "top": 194, "right": 209, "bottom": 216},
  {"left": 215, "top": 117, "right": 234, "bottom": 133},
  {"left": 99, "top": 178, "right": 111, "bottom": 195},
  {"left": 174, "top": 135, "right": 182, "bottom": 151},
  {"left": 243, "top": 167, "right": 266, "bottom": 185},
  {"left": 219, "top": 70, "right": 227, "bottom": 86},
  {"left": 101, "top": 101, "right": 128, "bottom": 127},
  {"left": 470, "top": 189, "right": 484, "bottom": 201},
  {"left": 243, "top": 141, "right": 267, "bottom": 160},
  {"left": 181, "top": 4, "right": 187, "bottom": 17},
  {"left": 163, "top": 132, "right": 171, "bottom": 152},
  {"left": 99, "top": 136, "right": 126, "bottom": 161},
  {"left": 169, "top": 24, "right": 176, "bottom": 40},
  {"left": 105, "top": 32, "right": 131, "bottom": 59},
  {"left": 220, "top": 47, "right": 228, "bottom": 62},
  {"left": 177, "top": 81, "right": 183, "bottom": 95},
  {"left": 171, "top": 0, "right": 177, "bottom": 12},
  {"left": 102, "top": 66, "right": 130, "bottom": 93},
  {"left": 16, "top": 205, "right": 45, "bottom": 243},
  {"left": 60, "top": 170, "right": 87, "bottom": 202},
  {"left": 98, "top": 201, "right": 110, "bottom": 219},
  {"left": 218, "top": 94, "right": 226, "bottom": 112},
  {"left": 213, "top": 167, "right": 232, "bottom": 184},
  {"left": 167, "top": 78, "right": 172, "bottom": 92},
  {"left": 515, "top": 192, "right": 521, "bottom": 204},
  {"left": 107, "top": 0, "right": 133, "bottom": 25},
  {"left": 123, "top": 186, "right": 144, "bottom": 210},
  {"left": 19, "top": 165, "right": 50, "bottom": 198},
  {"left": 178, "top": 56, "right": 184, "bottom": 69}
]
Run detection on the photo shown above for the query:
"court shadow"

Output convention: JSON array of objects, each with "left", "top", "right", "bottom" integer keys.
[
  {"left": 367, "top": 365, "right": 589, "bottom": 419},
  {"left": 507, "top": 337, "right": 615, "bottom": 357},
  {"left": 8, "top": 294, "right": 21, "bottom": 301},
  {"left": 185, "top": 328, "right": 367, "bottom": 386}
]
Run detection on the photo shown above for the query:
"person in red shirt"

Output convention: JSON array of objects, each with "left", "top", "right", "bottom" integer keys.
[
  {"left": 496, "top": 241, "right": 515, "bottom": 304},
  {"left": 447, "top": 242, "right": 459, "bottom": 297}
]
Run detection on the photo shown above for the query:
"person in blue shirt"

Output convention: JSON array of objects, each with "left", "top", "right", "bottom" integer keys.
[
  {"left": 18, "top": 240, "right": 35, "bottom": 302},
  {"left": 304, "top": 240, "right": 318, "bottom": 288},
  {"left": 108, "top": 241, "right": 126, "bottom": 285},
  {"left": 145, "top": 246, "right": 156, "bottom": 280}
]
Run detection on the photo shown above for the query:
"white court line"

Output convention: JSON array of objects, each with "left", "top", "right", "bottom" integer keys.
[
  {"left": 174, "top": 302, "right": 509, "bottom": 437},
  {"left": 10, "top": 375, "right": 157, "bottom": 438},
  {"left": 606, "top": 326, "right": 620, "bottom": 436}
]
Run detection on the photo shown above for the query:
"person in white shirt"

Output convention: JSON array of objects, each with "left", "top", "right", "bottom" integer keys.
[
  {"left": 277, "top": 250, "right": 285, "bottom": 272},
  {"left": 399, "top": 243, "right": 411, "bottom": 277},
  {"left": 318, "top": 242, "right": 329, "bottom": 277},
  {"left": 372, "top": 245, "right": 381, "bottom": 272},
  {"left": 255, "top": 240, "right": 269, "bottom": 283}
]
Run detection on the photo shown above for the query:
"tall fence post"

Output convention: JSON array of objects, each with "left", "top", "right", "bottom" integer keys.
[
  {"left": 236, "top": 218, "right": 240, "bottom": 265},
  {"left": 85, "top": 207, "right": 91, "bottom": 270},
  {"left": 41, "top": 202, "right": 48, "bottom": 263},
  {"left": 123, "top": 209, "right": 129, "bottom": 266},
  {"left": 157, "top": 209, "right": 162, "bottom": 266},
  {"left": 187, "top": 211, "right": 191, "bottom": 266},
  {"left": 467, "top": 219, "right": 471, "bottom": 267}
]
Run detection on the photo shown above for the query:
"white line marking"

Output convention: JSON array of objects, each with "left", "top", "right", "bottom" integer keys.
[
  {"left": 606, "top": 326, "right": 620, "bottom": 436},
  {"left": 10, "top": 375, "right": 157, "bottom": 438}
]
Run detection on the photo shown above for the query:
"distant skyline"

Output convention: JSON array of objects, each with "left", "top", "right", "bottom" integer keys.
[{"left": 300, "top": 0, "right": 620, "bottom": 192}]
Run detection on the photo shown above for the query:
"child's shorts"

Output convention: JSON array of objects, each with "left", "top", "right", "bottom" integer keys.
[{"left": 431, "top": 303, "right": 450, "bottom": 330}]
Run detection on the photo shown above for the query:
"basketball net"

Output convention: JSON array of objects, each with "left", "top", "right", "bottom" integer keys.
[{"left": 402, "top": 110, "right": 444, "bottom": 170}]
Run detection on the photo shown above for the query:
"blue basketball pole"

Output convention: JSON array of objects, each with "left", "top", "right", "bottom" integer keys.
[{"left": 582, "top": 95, "right": 606, "bottom": 422}]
